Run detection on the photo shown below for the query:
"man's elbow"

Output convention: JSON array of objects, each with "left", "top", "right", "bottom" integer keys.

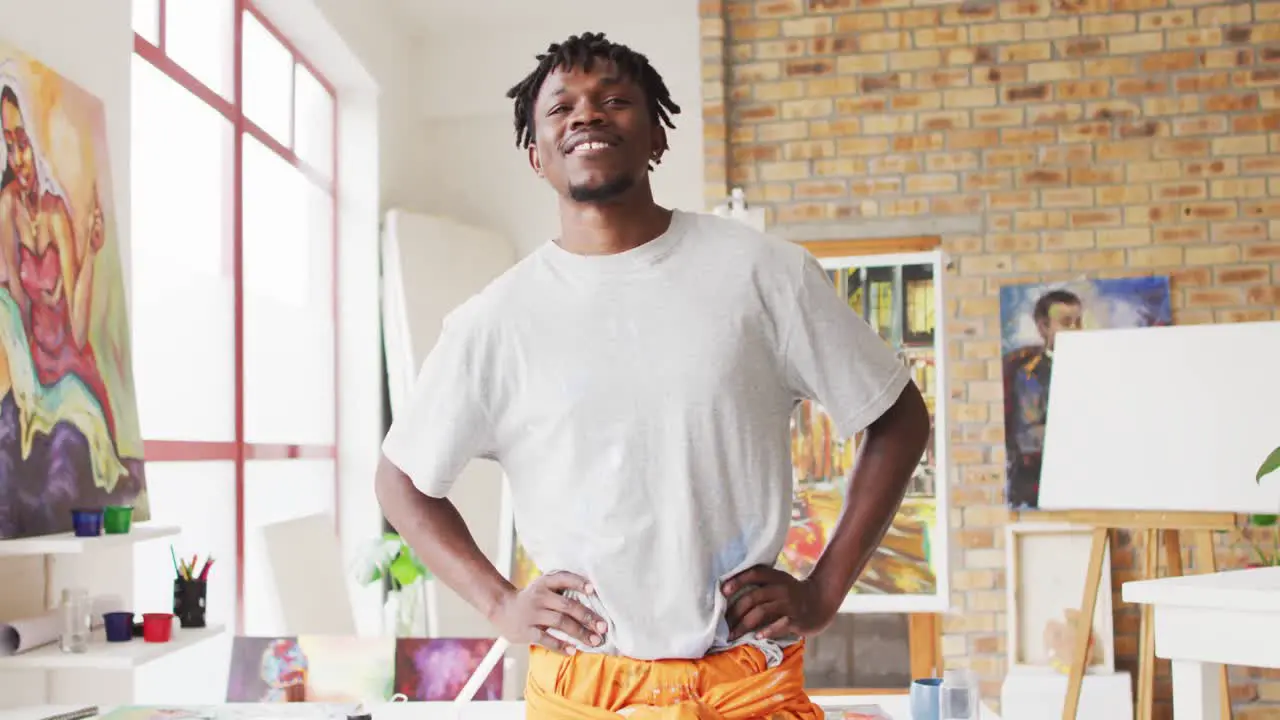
[{"left": 374, "top": 455, "right": 413, "bottom": 525}]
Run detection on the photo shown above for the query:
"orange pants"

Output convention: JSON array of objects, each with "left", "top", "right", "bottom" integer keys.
[{"left": 524, "top": 641, "right": 824, "bottom": 720}]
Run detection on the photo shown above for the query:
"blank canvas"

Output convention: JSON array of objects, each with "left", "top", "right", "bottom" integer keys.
[{"left": 1038, "top": 321, "right": 1280, "bottom": 514}]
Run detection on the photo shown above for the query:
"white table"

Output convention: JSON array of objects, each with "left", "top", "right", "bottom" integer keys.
[
  {"left": 0, "top": 694, "right": 1001, "bottom": 720},
  {"left": 1123, "top": 566, "right": 1280, "bottom": 720}
]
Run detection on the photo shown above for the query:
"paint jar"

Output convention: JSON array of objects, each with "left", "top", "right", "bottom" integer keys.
[
  {"left": 59, "top": 588, "right": 91, "bottom": 653},
  {"left": 103, "top": 506, "right": 133, "bottom": 534},
  {"left": 70, "top": 509, "right": 103, "bottom": 537},
  {"left": 141, "top": 613, "right": 173, "bottom": 643},
  {"left": 103, "top": 611, "right": 134, "bottom": 642}
]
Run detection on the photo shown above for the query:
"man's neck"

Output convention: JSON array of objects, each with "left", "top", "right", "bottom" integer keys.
[{"left": 556, "top": 188, "right": 673, "bottom": 257}]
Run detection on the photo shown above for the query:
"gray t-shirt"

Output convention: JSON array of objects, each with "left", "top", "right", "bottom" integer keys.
[{"left": 382, "top": 210, "right": 910, "bottom": 660}]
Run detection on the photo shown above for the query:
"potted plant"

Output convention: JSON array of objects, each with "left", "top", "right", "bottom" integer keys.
[
  {"left": 1247, "top": 446, "right": 1280, "bottom": 567},
  {"left": 353, "top": 532, "right": 432, "bottom": 636}
]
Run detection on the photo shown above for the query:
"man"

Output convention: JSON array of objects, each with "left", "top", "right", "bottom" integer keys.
[
  {"left": 1003, "top": 289, "right": 1082, "bottom": 509},
  {"left": 375, "top": 32, "right": 931, "bottom": 719}
]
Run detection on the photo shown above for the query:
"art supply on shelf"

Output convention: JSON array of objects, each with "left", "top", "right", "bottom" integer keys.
[
  {"left": 174, "top": 577, "right": 207, "bottom": 628},
  {"left": 141, "top": 612, "right": 174, "bottom": 643},
  {"left": 0, "top": 594, "right": 124, "bottom": 656},
  {"left": 940, "top": 669, "right": 979, "bottom": 719},
  {"left": 103, "top": 611, "right": 134, "bottom": 643},
  {"left": 59, "top": 588, "right": 91, "bottom": 654},
  {"left": 103, "top": 505, "right": 134, "bottom": 534},
  {"left": 909, "top": 677, "right": 942, "bottom": 720},
  {"left": 172, "top": 549, "right": 215, "bottom": 582},
  {"left": 71, "top": 509, "right": 104, "bottom": 537}
]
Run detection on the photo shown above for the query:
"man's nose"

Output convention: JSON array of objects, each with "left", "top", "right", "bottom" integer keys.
[{"left": 568, "top": 102, "right": 606, "bottom": 131}]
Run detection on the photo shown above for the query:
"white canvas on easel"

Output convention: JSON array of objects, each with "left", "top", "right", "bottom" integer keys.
[
  {"left": 1032, "top": 320, "right": 1280, "bottom": 720},
  {"left": 1038, "top": 321, "right": 1280, "bottom": 515}
]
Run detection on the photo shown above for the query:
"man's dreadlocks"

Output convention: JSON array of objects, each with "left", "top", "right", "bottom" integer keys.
[{"left": 506, "top": 32, "right": 681, "bottom": 149}]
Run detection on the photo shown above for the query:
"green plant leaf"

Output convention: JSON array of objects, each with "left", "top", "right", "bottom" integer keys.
[
  {"left": 1257, "top": 446, "right": 1280, "bottom": 482},
  {"left": 388, "top": 551, "right": 423, "bottom": 587},
  {"left": 1251, "top": 514, "right": 1279, "bottom": 527}
]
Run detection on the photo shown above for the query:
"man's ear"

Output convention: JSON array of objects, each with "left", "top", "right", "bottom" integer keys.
[
  {"left": 649, "top": 126, "right": 667, "bottom": 169},
  {"left": 528, "top": 143, "right": 545, "bottom": 178}
]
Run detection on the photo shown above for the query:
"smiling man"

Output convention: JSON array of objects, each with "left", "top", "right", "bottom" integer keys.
[{"left": 375, "top": 32, "right": 931, "bottom": 719}]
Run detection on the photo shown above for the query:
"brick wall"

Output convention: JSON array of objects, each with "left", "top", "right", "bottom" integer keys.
[{"left": 699, "top": 0, "right": 1280, "bottom": 716}]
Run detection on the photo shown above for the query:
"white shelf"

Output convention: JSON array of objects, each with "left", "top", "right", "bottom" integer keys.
[
  {"left": 0, "top": 624, "right": 225, "bottom": 670},
  {"left": 0, "top": 525, "right": 180, "bottom": 557}
]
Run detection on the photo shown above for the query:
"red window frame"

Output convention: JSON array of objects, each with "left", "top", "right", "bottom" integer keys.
[{"left": 133, "top": 0, "right": 340, "bottom": 634}]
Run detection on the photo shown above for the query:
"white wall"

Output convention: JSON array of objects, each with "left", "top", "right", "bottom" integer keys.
[
  {"left": 412, "top": 12, "right": 705, "bottom": 256},
  {"left": 307, "top": 0, "right": 428, "bottom": 218}
]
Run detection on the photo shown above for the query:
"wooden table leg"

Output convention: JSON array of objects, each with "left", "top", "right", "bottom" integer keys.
[{"left": 1171, "top": 659, "right": 1226, "bottom": 720}]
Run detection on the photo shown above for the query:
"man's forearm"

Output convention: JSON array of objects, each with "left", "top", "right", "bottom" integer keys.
[
  {"left": 374, "top": 457, "right": 515, "bottom": 621},
  {"left": 806, "top": 383, "right": 932, "bottom": 610}
]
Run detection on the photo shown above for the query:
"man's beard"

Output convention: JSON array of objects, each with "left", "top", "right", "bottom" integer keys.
[{"left": 568, "top": 174, "right": 634, "bottom": 203}]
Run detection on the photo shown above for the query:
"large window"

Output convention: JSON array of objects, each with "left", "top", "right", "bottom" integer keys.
[{"left": 130, "top": 0, "right": 339, "bottom": 639}]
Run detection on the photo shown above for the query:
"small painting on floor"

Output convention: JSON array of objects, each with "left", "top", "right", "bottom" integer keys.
[{"left": 226, "top": 636, "right": 308, "bottom": 702}]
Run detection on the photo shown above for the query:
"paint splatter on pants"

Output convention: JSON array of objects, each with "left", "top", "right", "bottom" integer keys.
[{"left": 525, "top": 640, "right": 822, "bottom": 720}]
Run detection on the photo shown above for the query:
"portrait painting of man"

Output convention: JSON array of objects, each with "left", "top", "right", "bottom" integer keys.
[{"left": 999, "top": 277, "right": 1172, "bottom": 510}]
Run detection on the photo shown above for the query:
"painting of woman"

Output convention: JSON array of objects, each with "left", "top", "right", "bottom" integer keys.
[{"left": 0, "top": 47, "right": 147, "bottom": 539}]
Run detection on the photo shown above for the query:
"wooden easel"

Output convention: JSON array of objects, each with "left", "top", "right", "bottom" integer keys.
[{"left": 1024, "top": 511, "right": 1238, "bottom": 720}]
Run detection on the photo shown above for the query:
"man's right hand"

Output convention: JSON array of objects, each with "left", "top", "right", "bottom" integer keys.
[{"left": 488, "top": 571, "right": 608, "bottom": 653}]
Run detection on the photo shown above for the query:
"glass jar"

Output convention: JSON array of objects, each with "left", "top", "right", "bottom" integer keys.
[
  {"left": 940, "top": 668, "right": 979, "bottom": 719},
  {"left": 59, "top": 588, "right": 91, "bottom": 654}
]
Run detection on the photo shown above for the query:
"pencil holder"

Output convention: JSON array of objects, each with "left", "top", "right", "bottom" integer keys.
[{"left": 173, "top": 579, "right": 207, "bottom": 629}]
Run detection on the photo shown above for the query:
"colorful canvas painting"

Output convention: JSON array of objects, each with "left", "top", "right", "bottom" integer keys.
[
  {"left": 0, "top": 41, "right": 146, "bottom": 539},
  {"left": 227, "top": 636, "right": 394, "bottom": 703},
  {"left": 296, "top": 635, "right": 395, "bottom": 703},
  {"left": 782, "top": 254, "right": 944, "bottom": 608},
  {"left": 226, "top": 636, "right": 309, "bottom": 702},
  {"left": 998, "top": 276, "right": 1172, "bottom": 510},
  {"left": 393, "top": 637, "right": 504, "bottom": 701}
]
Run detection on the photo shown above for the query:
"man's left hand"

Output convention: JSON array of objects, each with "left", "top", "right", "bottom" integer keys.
[{"left": 721, "top": 565, "right": 838, "bottom": 642}]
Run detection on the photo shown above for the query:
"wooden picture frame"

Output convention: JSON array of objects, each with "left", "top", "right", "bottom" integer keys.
[{"left": 1005, "top": 522, "right": 1116, "bottom": 675}]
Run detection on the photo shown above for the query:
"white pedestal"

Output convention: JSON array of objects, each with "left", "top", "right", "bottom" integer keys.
[{"left": 1000, "top": 671, "right": 1132, "bottom": 720}]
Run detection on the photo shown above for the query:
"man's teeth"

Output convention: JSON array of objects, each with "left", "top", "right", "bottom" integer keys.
[{"left": 576, "top": 142, "right": 610, "bottom": 152}]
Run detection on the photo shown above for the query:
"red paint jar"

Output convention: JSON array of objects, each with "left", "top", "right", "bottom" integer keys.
[{"left": 141, "top": 613, "right": 173, "bottom": 643}]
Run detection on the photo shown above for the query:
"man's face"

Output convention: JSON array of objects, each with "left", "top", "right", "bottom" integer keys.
[
  {"left": 1, "top": 98, "right": 34, "bottom": 191},
  {"left": 528, "top": 62, "right": 664, "bottom": 204},
  {"left": 1037, "top": 301, "right": 1082, "bottom": 350}
]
